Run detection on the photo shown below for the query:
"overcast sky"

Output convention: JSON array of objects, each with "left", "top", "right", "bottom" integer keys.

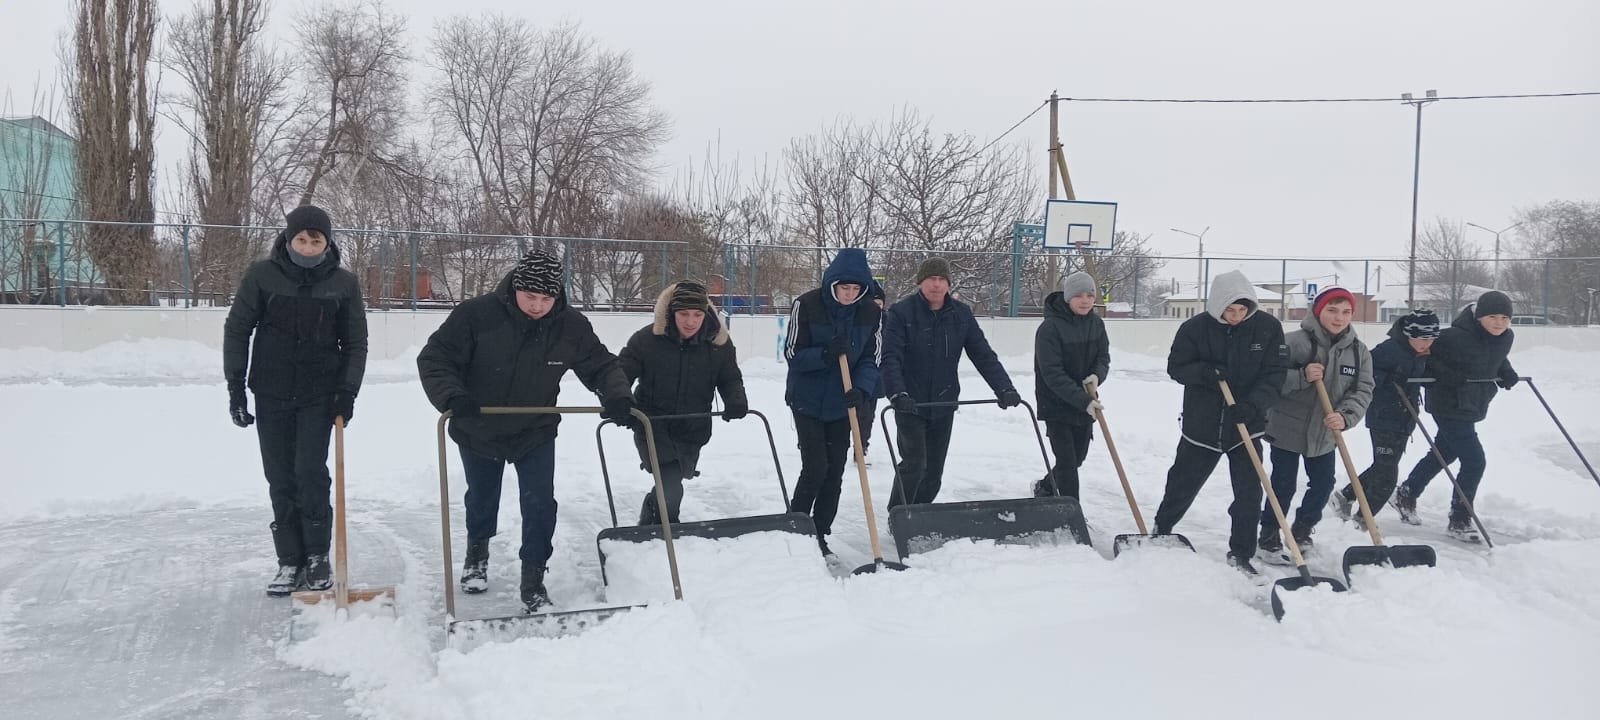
[{"left": 3, "top": 0, "right": 1597, "bottom": 284}]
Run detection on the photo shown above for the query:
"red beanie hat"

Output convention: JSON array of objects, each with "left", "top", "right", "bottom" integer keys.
[{"left": 1312, "top": 285, "right": 1355, "bottom": 317}]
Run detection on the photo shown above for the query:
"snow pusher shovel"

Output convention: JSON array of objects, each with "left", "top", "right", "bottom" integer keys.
[
  {"left": 592, "top": 409, "right": 817, "bottom": 584},
  {"left": 1219, "top": 378, "right": 1346, "bottom": 621},
  {"left": 880, "top": 398, "right": 1091, "bottom": 560},
  {"left": 1084, "top": 377, "right": 1194, "bottom": 557},
  {"left": 840, "top": 355, "right": 908, "bottom": 575},
  {"left": 1522, "top": 377, "right": 1600, "bottom": 490},
  {"left": 289, "top": 417, "right": 396, "bottom": 636},
  {"left": 1311, "top": 380, "right": 1436, "bottom": 585},
  {"left": 437, "top": 407, "right": 684, "bottom": 646},
  {"left": 1394, "top": 384, "right": 1495, "bottom": 548}
]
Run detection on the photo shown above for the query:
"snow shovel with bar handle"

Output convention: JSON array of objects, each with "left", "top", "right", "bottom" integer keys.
[
  {"left": 1393, "top": 383, "right": 1495, "bottom": 548},
  {"left": 1218, "top": 377, "right": 1347, "bottom": 621},
  {"left": 1084, "top": 377, "right": 1195, "bottom": 557},
  {"left": 289, "top": 417, "right": 397, "bottom": 632},
  {"left": 839, "top": 355, "right": 908, "bottom": 575},
  {"left": 438, "top": 406, "right": 684, "bottom": 647},
  {"left": 1311, "top": 379, "right": 1437, "bottom": 585},
  {"left": 1521, "top": 377, "right": 1600, "bottom": 490}
]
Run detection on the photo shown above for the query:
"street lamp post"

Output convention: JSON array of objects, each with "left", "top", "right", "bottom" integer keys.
[
  {"left": 1467, "top": 221, "right": 1522, "bottom": 289},
  {"left": 1171, "top": 226, "right": 1209, "bottom": 305},
  {"left": 1402, "top": 90, "right": 1438, "bottom": 309}
]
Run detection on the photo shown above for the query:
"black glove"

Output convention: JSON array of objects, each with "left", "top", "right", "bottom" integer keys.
[
  {"left": 721, "top": 401, "right": 748, "bottom": 422},
  {"left": 891, "top": 393, "right": 917, "bottom": 414},
  {"left": 229, "top": 386, "right": 254, "bottom": 428},
  {"left": 843, "top": 388, "right": 864, "bottom": 408},
  {"left": 603, "top": 395, "right": 635, "bottom": 424},
  {"left": 332, "top": 392, "right": 356, "bottom": 426},
  {"left": 1497, "top": 375, "right": 1519, "bottom": 391},
  {"left": 824, "top": 335, "right": 851, "bottom": 364},
  {"left": 997, "top": 388, "right": 1022, "bottom": 409},
  {"left": 446, "top": 396, "right": 480, "bottom": 418},
  {"left": 1225, "top": 402, "right": 1254, "bottom": 426}
]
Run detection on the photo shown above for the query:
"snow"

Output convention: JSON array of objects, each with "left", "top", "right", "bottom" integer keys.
[{"left": 3, "top": 341, "right": 1599, "bottom": 719}]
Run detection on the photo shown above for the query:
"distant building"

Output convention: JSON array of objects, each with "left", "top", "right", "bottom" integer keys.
[{"left": 0, "top": 116, "right": 102, "bottom": 301}]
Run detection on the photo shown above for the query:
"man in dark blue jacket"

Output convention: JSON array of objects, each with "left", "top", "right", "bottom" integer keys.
[
  {"left": 784, "top": 248, "right": 882, "bottom": 556},
  {"left": 881, "top": 257, "right": 1021, "bottom": 509}
]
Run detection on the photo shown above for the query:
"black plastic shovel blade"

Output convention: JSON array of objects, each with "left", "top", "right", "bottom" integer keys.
[
  {"left": 851, "top": 559, "right": 910, "bottom": 575},
  {"left": 887, "top": 497, "right": 1092, "bottom": 560},
  {"left": 1269, "top": 571, "right": 1348, "bottom": 621},
  {"left": 1112, "top": 533, "right": 1196, "bottom": 557},
  {"left": 1341, "top": 544, "right": 1439, "bottom": 585},
  {"left": 596, "top": 512, "right": 817, "bottom": 584}
]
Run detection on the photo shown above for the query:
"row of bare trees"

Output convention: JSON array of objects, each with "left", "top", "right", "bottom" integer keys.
[{"left": 1411, "top": 202, "right": 1600, "bottom": 322}]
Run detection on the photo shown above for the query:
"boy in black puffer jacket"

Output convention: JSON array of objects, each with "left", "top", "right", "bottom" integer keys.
[
  {"left": 1328, "top": 309, "right": 1439, "bottom": 523},
  {"left": 1031, "top": 271, "right": 1110, "bottom": 500},
  {"left": 1394, "top": 292, "right": 1519, "bottom": 543}
]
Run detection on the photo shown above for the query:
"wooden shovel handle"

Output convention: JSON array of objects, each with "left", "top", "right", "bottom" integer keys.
[
  {"left": 1218, "top": 378, "right": 1309, "bottom": 568},
  {"left": 334, "top": 416, "right": 349, "bottom": 610},
  {"left": 1311, "top": 380, "right": 1387, "bottom": 548},
  {"left": 839, "top": 355, "right": 889, "bottom": 564},
  {"left": 1085, "top": 377, "right": 1146, "bottom": 533}
]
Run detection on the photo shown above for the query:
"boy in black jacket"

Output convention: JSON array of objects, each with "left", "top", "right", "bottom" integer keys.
[
  {"left": 1031, "top": 271, "right": 1110, "bottom": 500},
  {"left": 1393, "top": 292, "right": 1519, "bottom": 543},
  {"left": 417, "top": 249, "right": 634, "bottom": 612},
  {"left": 1152, "top": 271, "right": 1290, "bottom": 575}
]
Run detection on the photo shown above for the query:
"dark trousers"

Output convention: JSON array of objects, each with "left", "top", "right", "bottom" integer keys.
[
  {"left": 255, "top": 395, "right": 335, "bottom": 565},
  {"left": 1260, "top": 444, "right": 1337, "bottom": 530},
  {"left": 858, "top": 397, "right": 880, "bottom": 452},
  {"left": 1341, "top": 430, "right": 1410, "bottom": 514},
  {"left": 1153, "top": 438, "right": 1265, "bottom": 559},
  {"left": 459, "top": 440, "right": 558, "bottom": 565},
  {"left": 637, "top": 447, "right": 701, "bottom": 525},
  {"left": 1401, "top": 419, "right": 1484, "bottom": 523},
  {"left": 1039, "top": 420, "right": 1093, "bottom": 499},
  {"left": 791, "top": 412, "right": 852, "bottom": 537},
  {"left": 888, "top": 411, "right": 957, "bottom": 509}
]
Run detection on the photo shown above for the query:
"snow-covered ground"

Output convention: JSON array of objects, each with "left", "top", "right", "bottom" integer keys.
[{"left": 3, "top": 339, "right": 1598, "bottom": 719}]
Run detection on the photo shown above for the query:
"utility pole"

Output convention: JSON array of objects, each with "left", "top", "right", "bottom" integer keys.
[
  {"left": 1048, "top": 91, "right": 1059, "bottom": 201},
  {"left": 1467, "top": 221, "right": 1521, "bottom": 288},
  {"left": 1403, "top": 90, "right": 1438, "bottom": 308}
]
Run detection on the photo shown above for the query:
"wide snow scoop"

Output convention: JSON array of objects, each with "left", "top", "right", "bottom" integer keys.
[
  {"left": 1219, "top": 378, "right": 1346, "bottom": 621},
  {"left": 1312, "top": 380, "right": 1436, "bottom": 585},
  {"left": 290, "top": 417, "right": 396, "bottom": 629},
  {"left": 438, "top": 406, "right": 684, "bottom": 647},
  {"left": 1084, "top": 377, "right": 1194, "bottom": 557},
  {"left": 592, "top": 408, "right": 817, "bottom": 584},
  {"left": 881, "top": 398, "right": 1091, "bottom": 560},
  {"left": 840, "top": 355, "right": 908, "bottom": 575}
]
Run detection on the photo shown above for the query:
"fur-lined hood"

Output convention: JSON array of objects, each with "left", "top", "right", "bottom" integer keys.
[{"left": 652, "top": 282, "right": 729, "bottom": 346}]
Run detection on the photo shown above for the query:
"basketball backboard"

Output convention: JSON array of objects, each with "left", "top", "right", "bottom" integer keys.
[{"left": 1043, "top": 200, "right": 1117, "bottom": 251}]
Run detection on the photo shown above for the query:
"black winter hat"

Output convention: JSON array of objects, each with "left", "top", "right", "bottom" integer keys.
[
  {"left": 915, "top": 257, "right": 952, "bottom": 284},
  {"left": 285, "top": 205, "right": 333, "bottom": 243},
  {"left": 668, "top": 281, "right": 709, "bottom": 313},
  {"left": 1474, "top": 290, "right": 1514, "bottom": 319},
  {"left": 1401, "top": 309, "right": 1441, "bottom": 339},
  {"left": 511, "top": 250, "right": 564, "bottom": 298}
]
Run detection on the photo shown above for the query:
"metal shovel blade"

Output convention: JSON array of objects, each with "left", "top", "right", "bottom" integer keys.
[
  {"left": 1341, "top": 544, "right": 1439, "bottom": 585},
  {"left": 851, "top": 559, "right": 910, "bottom": 575},
  {"left": 1111, "top": 533, "right": 1196, "bottom": 557},
  {"left": 1269, "top": 571, "right": 1348, "bottom": 621},
  {"left": 445, "top": 604, "right": 641, "bottom": 650}
]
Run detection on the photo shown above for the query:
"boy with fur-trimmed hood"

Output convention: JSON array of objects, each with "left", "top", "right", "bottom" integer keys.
[{"left": 617, "top": 281, "right": 749, "bottom": 524}]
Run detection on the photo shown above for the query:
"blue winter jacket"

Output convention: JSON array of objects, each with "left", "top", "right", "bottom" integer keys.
[
  {"left": 1363, "top": 317, "right": 1430, "bottom": 436},
  {"left": 880, "top": 289, "right": 1014, "bottom": 418},
  {"left": 784, "top": 248, "right": 882, "bottom": 422}
]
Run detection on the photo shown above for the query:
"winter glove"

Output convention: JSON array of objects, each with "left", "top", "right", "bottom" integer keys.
[
  {"left": 1225, "top": 402, "right": 1254, "bottom": 426},
  {"left": 1084, "top": 399, "right": 1104, "bottom": 418},
  {"left": 1497, "top": 374, "right": 1520, "bottom": 391},
  {"left": 842, "top": 388, "right": 864, "bottom": 409},
  {"left": 446, "top": 396, "right": 480, "bottom": 418},
  {"left": 721, "top": 401, "right": 749, "bottom": 422},
  {"left": 891, "top": 393, "right": 917, "bottom": 414},
  {"left": 229, "top": 386, "right": 255, "bottom": 428},
  {"left": 996, "top": 388, "right": 1022, "bottom": 409},
  {"left": 603, "top": 395, "right": 636, "bottom": 425},
  {"left": 332, "top": 392, "right": 356, "bottom": 426},
  {"left": 824, "top": 335, "right": 852, "bottom": 364}
]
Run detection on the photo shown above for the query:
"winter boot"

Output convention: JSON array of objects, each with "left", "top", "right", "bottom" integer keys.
[
  {"left": 1257, "top": 525, "right": 1283, "bottom": 554},
  {"left": 1329, "top": 488, "right": 1354, "bottom": 522},
  {"left": 1447, "top": 519, "right": 1483, "bottom": 544},
  {"left": 638, "top": 493, "right": 662, "bottom": 526},
  {"left": 1226, "top": 552, "right": 1260, "bottom": 576},
  {"left": 303, "top": 554, "right": 333, "bottom": 592},
  {"left": 1032, "top": 476, "right": 1052, "bottom": 498},
  {"left": 1290, "top": 521, "right": 1315, "bottom": 550},
  {"left": 461, "top": 538, "right": 490, "bottom": 594},
  {"left": 266, "top": 564, "right": 304, "bottom": 597},
  {"left": 817, "top": 534, "right": 833, "bottom": 557},
  {"left": 1392, "top": 489, "right": 1421, "bottom": 526},
  {"left": 521, "top": 563, "right": 552, "bottom": 613}
]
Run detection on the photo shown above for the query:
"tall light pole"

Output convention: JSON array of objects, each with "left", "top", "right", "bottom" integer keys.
[
  {"left": 1403, "top": 90, "right": 1438, "bottom": 309},
  {"left": 1171, "top": 226, "right": 1209, "bottom": 303},
  {"left": 1467, "top": 221, "right": 1521, "bottom": 288}
]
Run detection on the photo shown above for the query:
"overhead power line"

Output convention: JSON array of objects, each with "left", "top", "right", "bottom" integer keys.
[{"left": 1056, "top": 91, "right": 1600, "bottom": 104}]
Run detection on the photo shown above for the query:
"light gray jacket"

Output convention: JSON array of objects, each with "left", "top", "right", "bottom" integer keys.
[{"left": 1265, "top": 315, "right": 1373, "bottom": 457}]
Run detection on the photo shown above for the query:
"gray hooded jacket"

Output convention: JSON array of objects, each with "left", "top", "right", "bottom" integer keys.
[{"left": 1265, "top": 314, "right": 1374, "bottom": 457}]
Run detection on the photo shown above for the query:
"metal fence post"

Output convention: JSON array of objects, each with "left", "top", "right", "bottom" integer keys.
[
  {"left": 747, "top": 245, "right": 757, "bottom": 314},
  {"left": 562, "top": 238, "right": 572, "bottom": 300},
  {"left": 1008, "top": 223, "right": 1022, "bottom": 318},
  {"left": 1280, "top": 259, "right": 1288, "bottom": 320},
  {"left": 1132, "top": 255, "right": 1141, "bottom": 318},
  {"left": 1543, "top": 258, "right": 1551, "bottom": 324},
  {"left": 410, "top": 234, "right": 419, "bottom": 310},
  {"left": 56, "top": 220, "right": 67, "bottom": 306},
  {"left": 180, "top": 223, "right": 194, "bottom": 308}
]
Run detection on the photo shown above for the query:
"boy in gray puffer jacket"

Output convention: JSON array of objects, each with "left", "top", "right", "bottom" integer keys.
[{"left": 1258, "top": 286, "right": 1373, "bottom": 557}]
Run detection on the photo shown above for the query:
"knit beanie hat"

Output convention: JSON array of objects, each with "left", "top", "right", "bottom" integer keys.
[
  {"left": 1312, "top": 285, "right": 1355, "bottom": 317},
  {"left": 1474, "top": 290, "right": 1513, "bottom": 318},
  {"left": 668, "top": 281, "right": 709, "bottom": 313},
  {"left": 1401, "top": 309, "right": 1441, "bottom": 339},
  {"left": 1060, "top": 271, "right": 1097, "bottom": 298},
  {"left": 914, "top": 257, "right": 952, "bottom": 284},
  {"left": 511, "top": 249, "right": 564, "bottom": 298},
  {"left": 285, "top": 205, "right": 333, "bottom": 243}
]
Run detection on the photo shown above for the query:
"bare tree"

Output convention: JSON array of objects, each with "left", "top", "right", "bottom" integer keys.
[
  {"left": 162, "top": 0, "right": 289, "bottom": 301},
  {"left": 783, "top": 119, "right": 880, "bottom": 281},
  {"left": 1504, "top": 200, "right": 1600, "bottom": 323},
  {"left": 1417, "top": 217, "right": 1491, "bottom": 288},
  {"left": 65, "top": 0, "right": 160, "bottom": 304}
]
